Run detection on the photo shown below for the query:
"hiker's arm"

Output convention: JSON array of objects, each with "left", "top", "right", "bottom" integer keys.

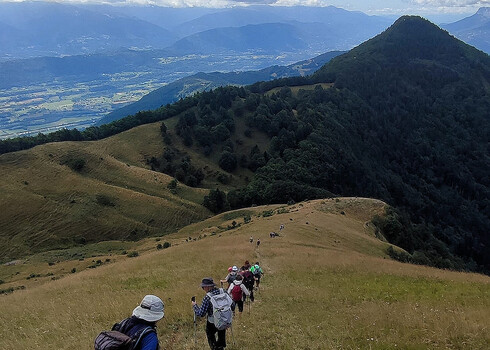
[
  {"left": 227, "top": 284, "right": 233, "bottom": 294},
  {"left": 220, "top": 274, "right": 229, "bottom": 283},
  {"left": 241, "top": 284, "right": 250, "bottom": 296},
  {"left": 193, "top": 296, "right": 210, "bottom": 317}
]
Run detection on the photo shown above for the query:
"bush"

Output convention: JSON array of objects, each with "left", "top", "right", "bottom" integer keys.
[
  {"left": 96, "top": 194, "right": 116, "bottom": 207},
  {"left": 71, "top": 268, "right": 76, "bottom": 273},
  {"left": 127, "top": 251, "right": 139, "bottom": 258},
  {"left": 163, "top": 242, "right": 171, "bottom": 249},
  {"left": 167, "top": 179, "right": 178, "bottom": 190},
  {"left": 387, "top": 246, "right": 412, "bottom": 263},
  {"left": 157, "top": 243, "right": 163, "bottom": 250},
  {"left": 203, "top": 188, "right": 230, "bottom": 214},
  {"left": 65, "top": 157, "right": 86, "bottom": 172}
]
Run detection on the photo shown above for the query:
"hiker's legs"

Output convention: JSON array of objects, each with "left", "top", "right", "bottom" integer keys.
[
  {"left": 216, "top": 328, "right": 227, "bottom": 349},
  {"left": 236, "top": 300, "right": 244, "bottom": 313},
  {"left": 206, "top": 321, "right": 218, "bottom": 350},
  {"left": 249, "top": 288, "right": 255, "bottom": 302}
]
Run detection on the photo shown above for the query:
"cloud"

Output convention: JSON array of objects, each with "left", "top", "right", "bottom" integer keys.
[
  {"left": 228, "top": 0, "right": 277, "bottom": 3},
  {"left": 406, "top": 0, "right": 489, "bottom": 7}
]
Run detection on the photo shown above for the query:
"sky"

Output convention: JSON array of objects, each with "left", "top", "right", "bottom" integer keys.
[{"left": 2, "top": 0, "right": 489, "bottom": 22}]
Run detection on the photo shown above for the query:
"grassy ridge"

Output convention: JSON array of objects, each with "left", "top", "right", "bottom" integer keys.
[
  {"left": 0, "top": 123, "right": 211, "bottom": 260},
  {"left": 0, "top": 198, "right": 487, "bottom": 349}
]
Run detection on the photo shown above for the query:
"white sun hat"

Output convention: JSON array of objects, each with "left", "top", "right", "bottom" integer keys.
[{"left": 132, "top": 295, "right": 164, "bottom": 322}]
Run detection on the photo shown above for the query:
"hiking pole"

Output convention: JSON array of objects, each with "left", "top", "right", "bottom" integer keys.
[
  {"left": 230, "top": 325, "right": 236, "bottom": 346},
  {"left": 191, "top": 296, "right": 197, "bottom": 347}
]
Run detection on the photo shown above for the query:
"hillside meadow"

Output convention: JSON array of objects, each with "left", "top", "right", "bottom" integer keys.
[
  {"left": 0, "top": 122, "right": 213, "bottom": 260},
  {"left": 0, "top": 198, "right": 488, "bottom": 349}
]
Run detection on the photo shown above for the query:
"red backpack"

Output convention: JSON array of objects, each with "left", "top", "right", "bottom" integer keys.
[{"left": 230, "top": 284, "right": 243, "bottom": 302}]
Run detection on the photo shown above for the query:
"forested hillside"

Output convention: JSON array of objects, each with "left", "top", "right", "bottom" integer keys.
[
  {"left": 1, "top": 16, "right": 488, "bottom": 274},
  {"left": 165, "top": 16, "right": 490, "bottom": 273}
]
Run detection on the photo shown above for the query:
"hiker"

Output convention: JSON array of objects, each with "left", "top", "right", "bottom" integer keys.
[
  {"left": 256, "top": 238, "right": 261, "bottom": 247},
  {"left": 280, "top": 224, "right": 284, "bottom": 231},
  {"left": 192, "top": 277, "right": 232, "bottom": 350},
  {"left": 227, "top": 274, "right": 250, "bottom": 314},
  {"left": 243, "top": 260, "right": 251, "bottom": 270},
  {"left": 269, "top": 232, "right": 275, "bottom": 238},
  {"left": 249, "top": 236, "right": 253, "bottom": 243},
  {"left": 95, "top": 294, "right": 164, "bottom": 350},
  {"left": 221, "top": 265, "right": 238, "bottom": 288},
  {"left": 250, "top": 262, "right": 263, "bottom": 288},
  {"left": 241, "top": 266, "right": 255, "bottom": 302}
]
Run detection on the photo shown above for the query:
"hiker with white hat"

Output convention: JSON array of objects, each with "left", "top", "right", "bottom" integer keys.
[
  {"left": 220, "top": 265, "right": 239, "bottom": 288},
  {"left": 192, "top": 277, "right": 232, "bottom": 350},
  {"left": 95, "top": 294, "right": 164, "bottom": 350}
]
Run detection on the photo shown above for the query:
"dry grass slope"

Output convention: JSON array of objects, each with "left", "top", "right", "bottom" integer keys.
[
  {"left": 0, "top": 198, "right": 488, "bottom": 350},
  {"left": 0, "top": 123, "right": 211, "bottom": 260}
]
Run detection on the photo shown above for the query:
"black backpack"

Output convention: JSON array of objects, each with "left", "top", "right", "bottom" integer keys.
[
  {"left": 94, "top": 318, "right": 156, "bottom": 350},
  {"left": 242, "top": 271, "right": 255, "bottom": 289}
]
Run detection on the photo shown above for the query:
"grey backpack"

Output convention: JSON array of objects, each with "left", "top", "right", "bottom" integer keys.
[
  {"left": 207, "top": 289, "right": 233, "bottom": 330},
  {"left": 94, "top": 318, "right": 155, "bottom": 350}
]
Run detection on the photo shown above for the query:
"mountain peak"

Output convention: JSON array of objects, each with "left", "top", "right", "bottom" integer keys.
[
  {"left": 476, "top": 7, "right": 490, "bottom": 17},
  {"left": 313, "top": 14, "right": 489, "bottom": 91}
]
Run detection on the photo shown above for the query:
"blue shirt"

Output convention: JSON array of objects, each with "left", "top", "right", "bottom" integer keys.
[{"left": 125, "top": 318, "right": 159, "bottom": 350}]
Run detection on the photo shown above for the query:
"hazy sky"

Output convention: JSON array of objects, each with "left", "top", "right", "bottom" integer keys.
[{"left": 3, "top": 0, "right": 489, "bottom": 21}]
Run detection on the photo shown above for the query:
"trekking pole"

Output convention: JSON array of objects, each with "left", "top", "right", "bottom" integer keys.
[
  {"left": 191, "top": 297, "right": 197, "bottom": 347},
  {"left": 230, "top": 325, "right": 236, "bottom": 346}
]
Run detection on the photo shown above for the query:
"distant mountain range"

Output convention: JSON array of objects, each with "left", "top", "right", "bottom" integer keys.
[
  {"left": 0, "top": 3, "right": 391, "bottom": 60},
  {"left": 0, "top": 2, "right": 176, "bottom": 59},
  {"left": 1, "top": 2, "right": 488, "bottom": 61},
  {"left": 444, "top": 7, "right": 490, "bottom": 53}
]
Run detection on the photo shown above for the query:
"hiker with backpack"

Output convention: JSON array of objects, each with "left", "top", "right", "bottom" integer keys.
[
  {"left": 220, "top": 265, "right": 238, "bottom": 288},
  {"left": 94, "top": 294, "right": 164, "bottom": 350},
  {"left": 192, "top": 277, "right": 233, "bottom": 350},
  {"left": 250, "top": 262, "right": 263, "bottom": 288},
  {"left": 240, "top": 266, "right": 255, "bottom": 302},
  {"left": 227, "top": 274, "right": 250, "bottom": 314}
]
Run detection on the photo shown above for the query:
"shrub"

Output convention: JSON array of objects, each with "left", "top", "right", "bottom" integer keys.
[
  {"left": 157, "top": 243, "right": 163, "bottom": 250},
  {"left": 163, "top": 242, "right": 171, "bottom": 249},
  {"left": 262, "top": 210, "right": 274, "bottom": 217},
  {"left": 96, "top": 194, "right": 116, "bottom": 207},
  {"left": 127, "top": 251, "right": 139, "bottom": 258},
  {"left": 71, "top": 268, "right": 76, "bottom": 273},
  {"left": 387, "top": 246, "right": 412, "bottom": 263},
  {"left": 167, "top": 179, "right": 178, "bottom": 190},
  {"left": 65, "top": 158, "right": 86, "bottom": 172}
]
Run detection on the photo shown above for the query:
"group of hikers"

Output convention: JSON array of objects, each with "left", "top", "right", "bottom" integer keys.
[{"left": 95, "top": 260, "right": 264, "bottom": 350}]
